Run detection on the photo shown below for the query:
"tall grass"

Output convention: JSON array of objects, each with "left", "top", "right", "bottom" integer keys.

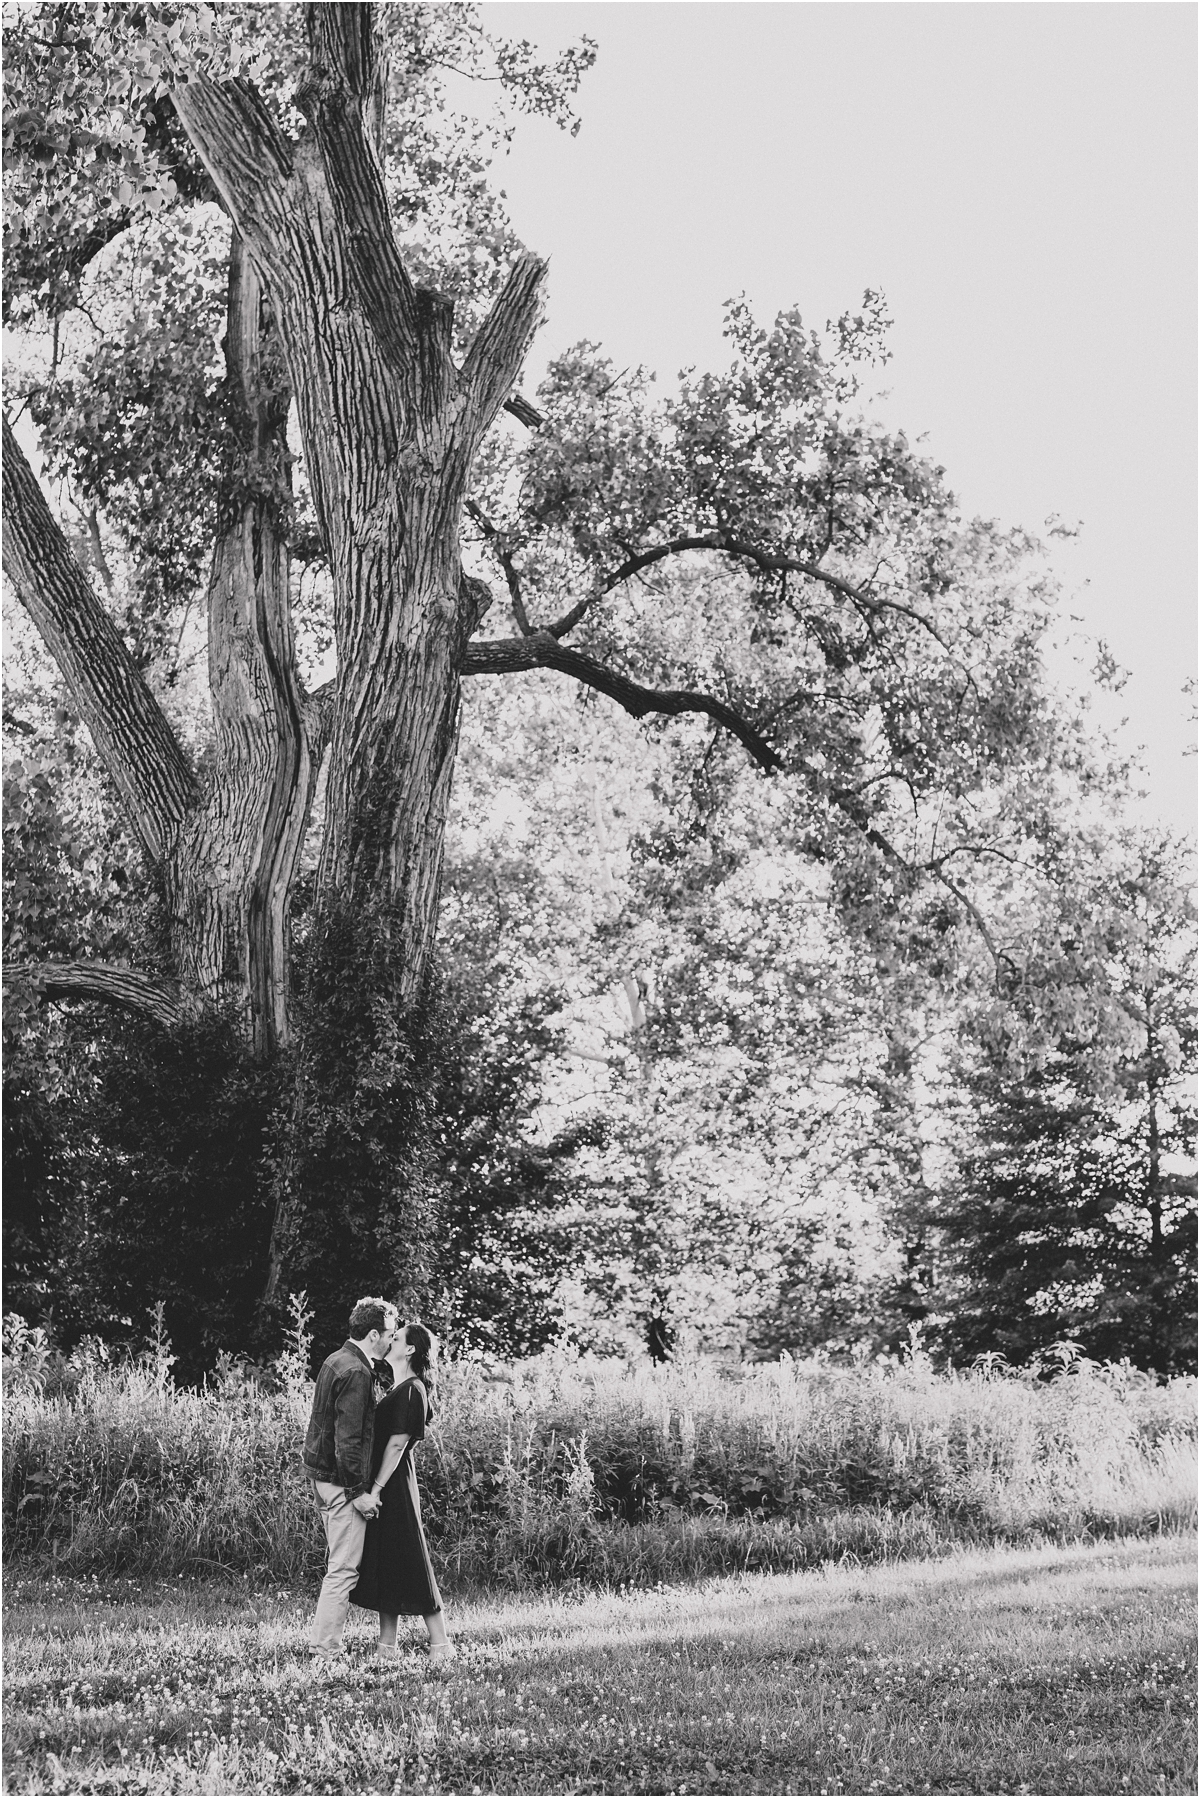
[{"left": 3, "top": 1312, "right": 1195, "bottom": 1587}]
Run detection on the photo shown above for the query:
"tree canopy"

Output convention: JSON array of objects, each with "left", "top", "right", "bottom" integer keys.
[{"left": 3, "top": 1, "right": 1193, "bottom": 1373}]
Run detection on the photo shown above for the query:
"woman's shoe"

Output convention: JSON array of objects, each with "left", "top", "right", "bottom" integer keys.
[{"left": 427, "top": 1640, "right": 456, "bottom": 1664}]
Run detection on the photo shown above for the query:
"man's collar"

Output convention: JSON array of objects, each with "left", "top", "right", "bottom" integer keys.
[{"left": 344, "top": 1339, "right": 374, "bottom": 1370}]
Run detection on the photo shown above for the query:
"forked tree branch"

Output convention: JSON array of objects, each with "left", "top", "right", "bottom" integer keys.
[
  {"left": 855, "top": 818, "right": 1015, "bottom": 984},
  {"left": 466, "top": 501, "right": 533, "bottom": 635},
  {"left": 2, "top": 417, "right": 199, "bottom": 863},
  {"left": 461, "top": 636, "right": 781, "bottom": 772},
  {"left": 5, "top": 961, "right": 189, "bottom": 1029}
]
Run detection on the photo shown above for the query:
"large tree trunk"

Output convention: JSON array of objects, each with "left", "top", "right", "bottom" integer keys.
[
  {"left": 174, "top": 6, "right": 546, "bottom": 1326},
  {"left": 174, "top": 6, "right": 544, "bottom": 1012}
]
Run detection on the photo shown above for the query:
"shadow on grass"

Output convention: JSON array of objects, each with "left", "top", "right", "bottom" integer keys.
[{"left": 446, "top": 1532, "right": 1197, "bottom": 1662}]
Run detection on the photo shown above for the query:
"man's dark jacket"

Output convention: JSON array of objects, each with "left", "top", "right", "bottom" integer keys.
[{"left": 302, "top": 1340, "right": 376, "bottom": 1499}]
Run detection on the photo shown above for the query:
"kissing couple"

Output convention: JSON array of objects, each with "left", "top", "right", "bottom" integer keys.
[{"left": 302, "top": 1296, "right": 454, "bottom": 1665}]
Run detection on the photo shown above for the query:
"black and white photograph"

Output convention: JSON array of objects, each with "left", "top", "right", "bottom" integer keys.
[{"left": 3, "top": 2, "right": 1196, "bottom": 1793}]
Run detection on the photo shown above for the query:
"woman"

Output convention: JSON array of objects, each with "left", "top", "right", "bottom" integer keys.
[{"left": 349, "top": 1320, "right": 454, "bottom": 1662}]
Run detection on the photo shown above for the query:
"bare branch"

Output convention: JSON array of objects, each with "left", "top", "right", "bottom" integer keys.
[
  {"left": 931, "top": 841, "right": 1041, "bottom": 876},
  {"left": 855, "top": 817, "right": 1016, "bottom": 985},
  {"left": 5, "top": 961, "right": 190, "bottom": 1029},
  {"left": 933, "top": 867, "right": 1016, "bottom": 983},
  {"left": 466, "top": 500, "right": 533, "bottom": 635},
  {"left": 564, "top": 1043, "right": 625, "bottom": 1066},
  {"left": 2, "top": 417, "right": 199, "bottom": 863},
  {"left": 83, "top": 507, "right": 115, "bottom": 596},
  {"left": 503, "top": 393, "right": 544, "bottom": 430},
  {"left": 543, "top": 536, "right": 720, "bottom": 640},
  {"left": 461, "top": 635, "right": 781, "bottom": 773},
  {"left": 543, "top": 531, "right": 955, "bottom": 657},
  {"left": 758, "top": 686, "right": 861, "bottom": 726}
]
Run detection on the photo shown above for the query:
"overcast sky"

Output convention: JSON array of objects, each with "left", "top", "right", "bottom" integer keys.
[{"left": 480, "top": 1, "right": 1197, "bottom": 834}]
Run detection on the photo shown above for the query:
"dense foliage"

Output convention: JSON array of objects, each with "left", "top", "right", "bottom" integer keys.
[{"left": 932, "top": 830, "right": 1197, "bottom": 1374}]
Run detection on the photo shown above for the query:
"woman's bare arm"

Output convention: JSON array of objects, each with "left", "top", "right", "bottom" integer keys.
[{"left": 370, "top": 1433, "right": 411, "bottom": 1501}]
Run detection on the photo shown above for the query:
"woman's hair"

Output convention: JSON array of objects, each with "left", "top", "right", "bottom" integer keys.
[{"left": 400, "top": 1320, "right": 438, "bottom": 1406}]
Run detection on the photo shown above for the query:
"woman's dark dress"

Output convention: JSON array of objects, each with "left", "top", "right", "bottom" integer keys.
[{"left": 349, "top": 1376, "right": 442, "bottom": 1617}]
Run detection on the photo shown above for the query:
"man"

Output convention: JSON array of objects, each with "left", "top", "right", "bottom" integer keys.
[{"left": 303, "top": 1295, "right": 397, "bottom": 1661}]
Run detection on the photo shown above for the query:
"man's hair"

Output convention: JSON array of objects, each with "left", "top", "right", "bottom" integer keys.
[{"left": 349, "top": 1297, "right": 395, "bottom": 1339}]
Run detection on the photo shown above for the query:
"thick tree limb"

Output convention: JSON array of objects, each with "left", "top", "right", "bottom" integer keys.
[
  {"left": 461, "top": 635, "right": 781, "bottom": 773},
  {"left": 503, "top": 393, "right": 544, "bottom": 430},
  {"left": 460, "top": 252, "right": 547, "bottom": 435},
  {"left": 2, "top": 417, "right": 199, "bottom": 862},
  {"left": 201, "top": 232, "right": 314, "bottom": 1056},
  {"left": 170, "top": 76, "right": 294, "bottom": 269},
  {"left": 294, "top": 4, "right": 423, "bottom": 373},
  {"left": 5, "top": 961, "right": 188, "bottom": 1029}
]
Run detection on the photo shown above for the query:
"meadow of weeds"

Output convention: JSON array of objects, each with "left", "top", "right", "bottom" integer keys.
[
  {"left": 4, "top": 1314, "right": 1196, "bottom": 1794},
  {"left": 3, "top": 1535, "right": 1196, "bottom": 1795},
  {"left": 3, "top": 1310, "right": 1195, "bottom": 1588}
]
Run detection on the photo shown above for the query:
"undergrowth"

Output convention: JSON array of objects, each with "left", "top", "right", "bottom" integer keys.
[{"left": 3, "top": 1306, "right": 1195, "bottom": 1588}]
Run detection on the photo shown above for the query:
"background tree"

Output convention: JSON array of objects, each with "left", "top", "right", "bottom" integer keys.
[{"left": 931, "top": 828, "right": 1197, "bottom": 1374}]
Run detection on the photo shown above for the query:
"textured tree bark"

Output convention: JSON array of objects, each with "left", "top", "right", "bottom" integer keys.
[
  {"left": 4, "top": 961, "right": 188, "bottom": 1029},
  {"left": 174, "top": 6, "right": 545, "bottom": 1010},
  {"left": 172, "top": 6, "right": 548, "bottom": 1320},
  {"left": 2, "top": 417, "right": 198, "bottom": 863},
  {"left": 170, "top": 233, "right": 317, "bottom": 1054}
]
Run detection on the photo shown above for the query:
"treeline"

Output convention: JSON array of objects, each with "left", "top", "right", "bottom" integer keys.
[{"left": 4, "top": 661, "right": 1195, "bottom": 1381}]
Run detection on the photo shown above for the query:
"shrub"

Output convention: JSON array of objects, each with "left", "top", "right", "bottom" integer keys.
[{"left": 3, "top": 1315, "right": 1195, "bottom": 1588}]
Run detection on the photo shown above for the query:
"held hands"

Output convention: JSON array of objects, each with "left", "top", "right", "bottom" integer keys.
[{"left": 352, "top": 1491, "right": 380, "bottom": 1518}]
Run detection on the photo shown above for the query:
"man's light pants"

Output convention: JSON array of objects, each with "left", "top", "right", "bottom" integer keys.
[{"left": 308, "top": 1480, "right": 367, "bottom": 1655}]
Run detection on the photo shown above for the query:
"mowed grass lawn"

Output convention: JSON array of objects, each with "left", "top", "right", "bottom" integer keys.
[{"left": 3, "top": 1534, "right": 1195, "bottom": 1797}]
